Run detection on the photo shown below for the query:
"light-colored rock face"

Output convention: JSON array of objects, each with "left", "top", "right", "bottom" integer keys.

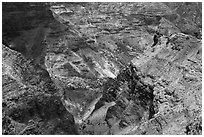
[
  {"left": 2, "top": 2, "right": 202, "bottom": 135},
  {"left": 46, "top": 2, "right": 202, "bottom": 135}
]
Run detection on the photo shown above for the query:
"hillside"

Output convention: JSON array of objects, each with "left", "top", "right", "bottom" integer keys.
[{"left": 2, "top": 2, "right": 202, "bottom": 135}]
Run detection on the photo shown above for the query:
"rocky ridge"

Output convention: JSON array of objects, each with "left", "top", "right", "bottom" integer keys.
[{"left": 2, "top": 2, "right": 202, "bottom": 135}]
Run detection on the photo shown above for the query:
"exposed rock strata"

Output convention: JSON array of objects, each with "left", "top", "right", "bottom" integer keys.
[{"left": 2, "top": 2, "right": 202, "bottom": 135}]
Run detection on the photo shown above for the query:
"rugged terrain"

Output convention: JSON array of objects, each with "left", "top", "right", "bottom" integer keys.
[{"left": 2, "top": 2, "right": 202, "bottom": 135}]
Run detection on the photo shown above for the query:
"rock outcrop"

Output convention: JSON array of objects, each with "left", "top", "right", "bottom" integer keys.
[{"left": 2, "top": 2, "right": 202, "bottom": 135}]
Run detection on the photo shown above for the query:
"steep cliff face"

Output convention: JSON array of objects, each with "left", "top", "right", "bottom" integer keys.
[
  {"left": 2, "top": 3, "right": 78, "bottom": 135},
  {"left": 2, "top": 44, "right": 78, "bottom": 135},
  {"left": 2, "top": 2, "right": 202, "bottom": 135}
]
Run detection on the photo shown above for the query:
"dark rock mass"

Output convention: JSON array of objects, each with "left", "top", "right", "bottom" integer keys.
[{"left": 2, "top": 2, "right": 202, "bottom": 135}]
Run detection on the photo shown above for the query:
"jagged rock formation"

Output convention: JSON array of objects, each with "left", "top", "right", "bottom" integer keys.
[
  {"left": 2, "top": 44, "right": 78, "bottom": 135},
  {"left": 2, "top": 3, "right": 78, "bottom": 134},
  {"left": 2, "top": 2, "right": 202, "bottom": 135}
]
